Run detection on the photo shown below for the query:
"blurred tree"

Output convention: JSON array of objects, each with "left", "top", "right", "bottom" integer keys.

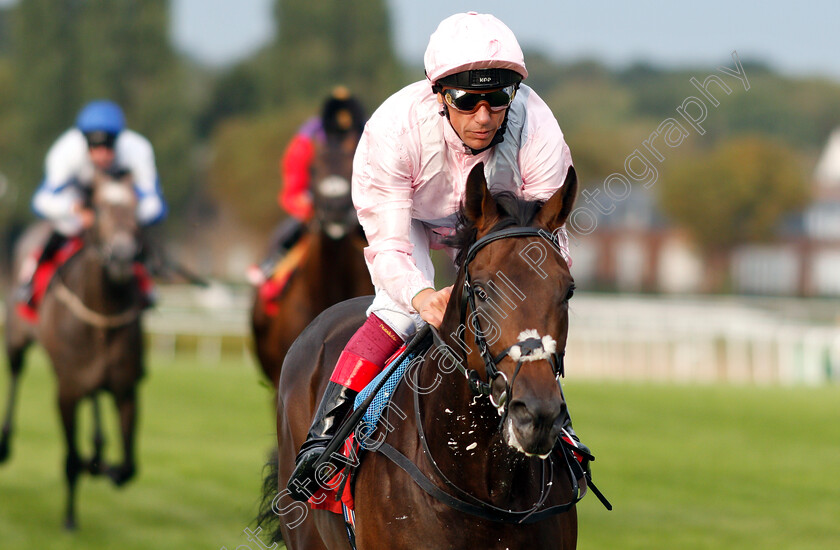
[
  {"left": 615, "top": 62, "right": 840, "bottom": 151},
  {"left": 715, "top": 76, "right": 840, "bottom": 150},
  {"left": 0, "top": 0, "right": 194, "bottom": 228},
  {"left": 564, "top": 125, "right": 645, "bottom": 188},
  {"left": 268, "top": 0, "right": 402, "bottom": 107},
  {"left": 196, "top": 65, "right": 261, "bottom": 138},
  {"left": 203, "top": 0, "right": 404, "bottom": 232},
  {"left": 200, "top": 0, "right": 403, "bottom": 137},
  {"left": 1, "top": 0, "right": 80, "bottom": 223},
  {"left": 658, "top": 136, "right": 811, "bottom": 290},
  {"left": 546, "top": 68, "right": 635, "bottom": 133},
  {"left": 0, "top": 6, "right": 10, "bottom": 55},
  {"left": 207, "top": 107, "right": 309, "bottom": 233}
]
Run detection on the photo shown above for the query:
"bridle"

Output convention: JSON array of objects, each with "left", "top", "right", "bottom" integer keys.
[
  {"left": 312, "top": 174, "right": 358, "bottom": 240},
  {"left": 312, "top": 137, "right": 359, "bottom": 240},
  {"left": 439, "top": 226, "right": 568, "bottom": 426},
  {"left": 51, "top": 178, "right": 142, "bottom": 327},
  {"left": 374, "top": 225, "right": 591, "bottom": 524}
]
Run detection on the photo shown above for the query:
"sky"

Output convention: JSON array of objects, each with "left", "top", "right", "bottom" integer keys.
[
  {"left": 168, "top": 0, "right": 840, "bottom": 82},
  {"left": 0, "top": 0, "right": 837, "bottom": 81}
]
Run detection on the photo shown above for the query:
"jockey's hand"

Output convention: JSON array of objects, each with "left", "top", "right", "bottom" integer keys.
[
  {"left": 74, "top": 204, "right": 95, "bottom": 229},
  {"left": 412, "top": 286, "right": 453, "bottom": 329}
]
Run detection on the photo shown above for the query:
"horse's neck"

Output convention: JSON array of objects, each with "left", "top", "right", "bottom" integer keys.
[
  {"left": 62, "top": 247, "right": 100, "bottom": 287},
  {"left": 303, "top": 231, "right": 368, "bottom": 300},
  {"left": 62, "top": 247, "right": 131, "bottom": 309}
]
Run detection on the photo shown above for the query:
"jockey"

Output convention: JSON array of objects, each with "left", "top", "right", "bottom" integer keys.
[
  {"left": 249, "top": 87, "right": 366, "bottom": 283},
  {"left": 287, "top": 12, "right": 589, "bottom": 501},
  {"left": 16, "top": 100, "right": 166, "bottom": 307}
]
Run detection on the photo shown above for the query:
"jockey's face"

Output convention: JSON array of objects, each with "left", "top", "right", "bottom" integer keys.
[
  {"left": 88, "top": 144, "right": 115, "bottom": 171},
  {"left": 438, "top": 90, "right": 508, "bottom": 151}
]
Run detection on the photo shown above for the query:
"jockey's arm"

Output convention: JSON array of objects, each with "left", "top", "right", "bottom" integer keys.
[
  {"left": 279, "top": 134, "right": 315, "bottom": 221},
  {"left": 352, "top": 121, "right": 436, "bottom": 316},
  {"left": 32, "top": 130, "right": 89, "bottom": 235},
  {"left": 120, "top": 130, "right": 167, "bottom": 226}
]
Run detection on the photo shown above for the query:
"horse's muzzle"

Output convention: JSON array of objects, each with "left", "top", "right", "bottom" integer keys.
[
  {"left": 505, "top": 398, "right": 566, "bottom": 457},
  {"left": 105, "top": 233, "right": 138, "bottom": 283}
]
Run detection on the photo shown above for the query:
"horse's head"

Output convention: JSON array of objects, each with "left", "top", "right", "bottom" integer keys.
[
  {"left": 88, "top": 170, "right": 140, "bottom": 283},
  {"left": 310, "top": 135, "right": 359, "bottom": 240},
  {"left": 443, "top": 163, "right": 578, "bottom": 458}
]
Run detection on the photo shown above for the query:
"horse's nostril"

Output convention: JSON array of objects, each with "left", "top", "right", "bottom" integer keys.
[
  {"left": 510, "top": 399, "right": 566, "bottom": 441},
  {"left": 509, "top": 401, "right": 534, "bottom": 424}
]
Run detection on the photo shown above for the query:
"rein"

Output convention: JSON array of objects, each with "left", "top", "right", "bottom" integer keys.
[
  {"left": 374, "top": 225, "right": 589, "bottom": 524},
  {"left": 50, "top": 244, "right": 142, "bottom": 329},
  {"left": 376, "top": 372, "right": 586, "bottom": 524},
  {"left": 53, "top": 280, "right": 141, "bottom": 329}
]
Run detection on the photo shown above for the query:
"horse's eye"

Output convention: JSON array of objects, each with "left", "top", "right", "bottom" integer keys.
[
  {"left": 475, "top": 285, "right": 488, "bottom": 302},
  {"left": 565, "top": 284, "right": 575, "bottom": 302}
]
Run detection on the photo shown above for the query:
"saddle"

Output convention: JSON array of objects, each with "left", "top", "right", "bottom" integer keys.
[{"left": 257, "top": 234, "right": 312, "bottom": 316}]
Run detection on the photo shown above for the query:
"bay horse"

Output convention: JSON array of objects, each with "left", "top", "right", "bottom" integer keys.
[
  {"left": 251, "top": 133, "right": 373, "bottom": 389},
  {"left": 1, "top": 171, "right": 146, "bottom": 530},
  {"left": 262, "top": 163, "right": 585, "bottom": 549}
]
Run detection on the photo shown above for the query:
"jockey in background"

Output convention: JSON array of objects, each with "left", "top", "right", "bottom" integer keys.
[
  {"left": 15, "top": 100, "right": 166, "bottom": 310},
  {"left": 248, "top": 87, "right": 366, "bottom": 284}
]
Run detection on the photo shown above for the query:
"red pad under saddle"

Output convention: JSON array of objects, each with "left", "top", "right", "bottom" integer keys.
[
  {"left": 307, "top": 434, "right": 359, "bottom": 514},
  {"left": 16, "top": 239, "right": 83, "bottom": 322}
]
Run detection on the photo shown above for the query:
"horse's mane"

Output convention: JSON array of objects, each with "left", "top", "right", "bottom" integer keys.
[{"left": 445, "top": 191, "right": 543, "bottom": 267}]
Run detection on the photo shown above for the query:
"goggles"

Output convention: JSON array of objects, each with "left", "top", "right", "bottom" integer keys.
[
  {"left": 442, "top": 85, "right": 516, "bottom": 114},
  {"left": 84, "top": 130, "right": 117, "bottom": 150}
]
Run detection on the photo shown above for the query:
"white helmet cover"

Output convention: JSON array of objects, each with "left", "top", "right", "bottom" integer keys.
[{"left": 424, "top": 12, "right": 528, "bottom": 85}]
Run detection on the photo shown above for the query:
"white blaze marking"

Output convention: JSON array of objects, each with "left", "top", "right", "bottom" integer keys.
[
  {"left": 508, "top": 329, "right": 557, "bottom": 362},
  {"left": 317, "top": 175, "right": 350, "bottom": 197},
  {"left": 101, "top": 182, "right": 134, "bottom": 206}
]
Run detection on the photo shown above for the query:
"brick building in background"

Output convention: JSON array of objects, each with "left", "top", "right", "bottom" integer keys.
[{"left": 572, "top": 129, "right": 840, "bottom": 297}]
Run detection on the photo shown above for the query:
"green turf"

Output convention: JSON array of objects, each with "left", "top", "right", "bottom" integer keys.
[
  {"left": 569, "top": 381, "right": 840, "bottom": 550},
  {"left": 2, "top": 348, "right": 839, "bottom": 549},
  {"left": 0, "top": 347, "right": 282, "bottom": 550}
]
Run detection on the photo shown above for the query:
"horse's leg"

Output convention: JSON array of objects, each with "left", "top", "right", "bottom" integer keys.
[
  {"left": 0, "top": 328, "right": 32, "bottom": 464},
  {"left": 58, "top": 394, "right": 83, "bottom": 530},
  {"left": 85, "top": 393, "right": 106, "bottom": 475},
  {"left": 107, "top": 391, "right": 137, "bottom": 486}
]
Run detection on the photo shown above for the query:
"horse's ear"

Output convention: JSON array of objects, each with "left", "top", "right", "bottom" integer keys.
[
  {"left": 464, "top": 163, "right": 500, "bottom": 231},
  {"left": 536, "top": 166, "right": 578, "bottom": 230}
]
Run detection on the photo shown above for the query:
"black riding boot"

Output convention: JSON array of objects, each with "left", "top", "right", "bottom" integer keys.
[
  {"left": 286, "top": 381, "right": 358, "bottom": 502},
  {"left": 276, "top": 218, "right": 306, "bottom": 251},
  {"left": 258, "top": 218, "right": 306, "bottom": 278}
]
